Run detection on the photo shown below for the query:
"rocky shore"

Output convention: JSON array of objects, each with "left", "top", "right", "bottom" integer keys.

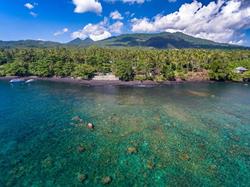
[{"left": 0, "top": 76, "right": 216, "bottom": 86}]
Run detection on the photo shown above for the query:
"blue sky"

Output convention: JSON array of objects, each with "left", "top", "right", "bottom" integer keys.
[{"left": 0, "top": 0, "right": 250, "bottom": 46}]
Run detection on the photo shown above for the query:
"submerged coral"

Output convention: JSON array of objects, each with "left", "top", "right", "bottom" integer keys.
[{"left": 0, "top": 81, "right": 250, "bottom": 186}]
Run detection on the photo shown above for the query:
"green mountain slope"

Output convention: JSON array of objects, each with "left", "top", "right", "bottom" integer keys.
[
  {"left": 0, "top": 32, "right": 248, "bottom": 49},
  {"left": 0, "top": 40, "right": 61, "bottom": 48},
  {"left": 95, "top": 32, "right": 240, "bottom": 49},
  {"left": 67, "top": 38, "right": 94, "bottom": 47}
]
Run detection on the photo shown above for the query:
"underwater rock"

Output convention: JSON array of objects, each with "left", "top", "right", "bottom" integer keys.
[
  {"left": 72, "top": 116, "right": 83, "bottom": 122},
  {"left": 230, "top": 135, "right": 240, "bottom": 142},
  {"left": 198, "top": 143, "right": 206, "bottom": 149},
  {"left": 127, "top": 147, "right": 138, "bottom": 154},
  {"left": 78, "top": 173, "right": 88, "bottom": 183},
  {"left": 208, "top": 164, "right": 217, "bottom": 173},
  {"left": 41, "top": 156, "right": 53, "bottom": 168},
  {"left": 77, "top": 145, "right": 86, "bottom": 153},
  {"left": 146, "top": 160, "right": 155, "bottom": 170},
  {"left": 208, "top": 164, "right": 217, "bottom": 172},
  {"left": 108, "top": 130, "right": 113, "bottom": 134},
  {"left": 87, "top": 123, "right": 94, "bottom": 129},
  {"left": 101, "top": 176, "right": 112, "bottom": 185},
  {"left": 180, "top": 153, "right": 190, "bottom": 161}
]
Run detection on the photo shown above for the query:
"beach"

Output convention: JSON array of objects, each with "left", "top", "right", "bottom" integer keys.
[{"left": 0, "top": 76, "right": 216, "bottom": 86}]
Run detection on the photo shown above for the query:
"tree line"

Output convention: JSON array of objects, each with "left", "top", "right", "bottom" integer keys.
[{"left": 0, "top": 47, "right": 250, "bottom": 81}]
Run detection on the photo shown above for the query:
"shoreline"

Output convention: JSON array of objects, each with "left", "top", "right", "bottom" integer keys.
[{"left": 0, "top": 76, "right": 234, "bottom": 86}]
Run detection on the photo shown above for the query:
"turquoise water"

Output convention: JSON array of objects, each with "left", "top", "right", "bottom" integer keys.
[{"left": 0, "top": 80, "right": 250, "bottom": 186}]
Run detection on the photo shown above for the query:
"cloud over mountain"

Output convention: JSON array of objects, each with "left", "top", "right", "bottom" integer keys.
[
  {"left": 71, "top": 18, "right": 124, "bottom": 41},
  {"left": 131, "top": 0, "right": 250, "bottom": 44}
]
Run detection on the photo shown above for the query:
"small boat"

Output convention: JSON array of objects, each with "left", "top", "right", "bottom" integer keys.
[
  {"left": 10, "top": 79, "right": 25, "bottom": 83},
  {"left": 25, "top": 79, "right": 35, "bottom": 83}
]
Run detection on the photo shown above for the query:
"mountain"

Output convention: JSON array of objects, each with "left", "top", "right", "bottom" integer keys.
[
  {"left": 0, "top": 40, "right": 61, "bottom": 48},
  {"left": 67, "top": 37, "right": 94, "bottom": 47},
  {"left": 0, "top": 32, "right": 248, "bottom": 49},
  {"left": 94, "top": 32, "right": 242, "bottom": 49}
]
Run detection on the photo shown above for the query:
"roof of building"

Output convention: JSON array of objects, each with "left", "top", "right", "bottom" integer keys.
[{"left": 235, "top": 67, "right": 248, "bottom": 71}]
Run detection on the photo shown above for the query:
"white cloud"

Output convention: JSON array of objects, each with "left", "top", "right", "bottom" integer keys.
[
  {"left": 24, "top": 3, "right": 38, "bottom": 17},
  {"left": 105, "top": 0, "right": 148, "bottom": 4},
  {"left": 229, "top": 39, "right": 244, "bottom": 45},
  {"left": 72, "top": 24, "right": 112, "bottom": 41},
  {"left": 24, "top": 3, "right": 34, "bottom": 9},
  {"left": 110, "top": 10, "right": 124, "bottom": 20},
  {"left": 71, "top": 18, "right": 124, "bottom": 41},
  {"left": 90, "top": 30, "right": 112, "bottom": 41},
  {"left": 72, "top": 0, "right": 102, "bottom": 14},
  {"left": 54, "top": 28, "right": 69, "bottom": 36},
  {"left": 125, "top": 11, "right": 135, "bottom": 17},
  {"left": 109, "top": 21, "right": 124, "bottom": 33},
  {"left": 63, "top": 28, "right": 69, "bottom": 32},
  {"left": 131, "top": 0, "right": 250, "bottom": 44},
  {"left": 30, "top": 11, "right": 38, "bottom": 17},
  {"left": 122, "top": 0, "right": 146, "bottom": 3},
  {"left": 72, "top": 19, "right": 110, "bottom": 41},
  {"left": 131, "top": 18, "right": 156, "bottom": 32}
]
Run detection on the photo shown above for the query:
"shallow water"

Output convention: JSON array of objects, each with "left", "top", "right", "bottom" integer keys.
[{"left": 0, "top": 80, "right": 249, "bottom": 186}]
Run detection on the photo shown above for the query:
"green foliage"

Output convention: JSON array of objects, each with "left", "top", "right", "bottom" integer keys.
[
  {"left": 0, "top": 65, "right": 5, "bottom": 76},
  {"left": 29, "top": 59, "right": 53, "bottom": 77},
  {"left": 243, "top": 71, "right": 250, "bottom": 77},
  {"left": 0, "top": 47, "right": 249, "bottom": 83},
  {"left": 0, "top": 52, "right": 7, "bottom": 65},
  {"left": 161, "top": 64, "right": 175, "bottom": 80},
  {"left": 154, "top": 75, "right": 165, "bottom": 82},
  {"left": 208, "top": 61, "right": 230, "bottom": 81},
  {"left": 113, "top": 60, "right": 135, "bottom": 81},
  {"left": 242, "top": 71, "right": 250, "bottom": 82},
  {"left": 71, "top": 64, "right": 95, "bottom": 79},
  {"left": 176, "top": 71, "right": 187, "bottom": 81},
  {"left": 2, "top": 60, "right": 29, "bottom": 76},
  {"left": 53, "top": 61, "right": 74, "bottom": 77},
  {"left": 134, "top": 75, "right": 147, "bottom": 81}
]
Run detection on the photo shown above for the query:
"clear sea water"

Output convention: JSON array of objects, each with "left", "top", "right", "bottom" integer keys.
[{"left": 0, "top": 80, "right": 249, "bottom": 187}]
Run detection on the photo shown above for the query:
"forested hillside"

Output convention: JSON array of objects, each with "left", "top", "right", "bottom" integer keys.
[{"left": 0, "top": 32, "right": 248, "bottom": 49}]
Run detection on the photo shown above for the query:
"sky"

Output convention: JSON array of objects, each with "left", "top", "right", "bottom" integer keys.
[{"left": 0, "top": 0, "right": 250, "bottom": 46}]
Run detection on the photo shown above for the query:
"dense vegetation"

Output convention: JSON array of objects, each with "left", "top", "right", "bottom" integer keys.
[{"left": 0, "top": 47, "right": 250, "bottom": 82}]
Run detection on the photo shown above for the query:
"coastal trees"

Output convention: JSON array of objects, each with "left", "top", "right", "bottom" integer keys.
[
  {"left": 71, "top": 64, "right": 95, "bottom": 79},
  {"left": 113, "top": 60, "right": 135, "bottom": 81},
  {"left": 208, "top": 60, "right": 230, "bottom": 81},
  {"left": 0, "top": 51, "right": 7, "bottom": 65},
  {"left": 29, "top": 59, "right": 53, "bottom": 77},
  {"left": 161, "top": 64, "right": 175, "bottom": 80},
  {"left": 0, "top": 47, "right": 249, "bottom": 82},
  {"left": 2, "top": 60, "right": 29, "bottom": 76},
  {"left": 53, "top": 61, "right": 74, "bottom": 77}
]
